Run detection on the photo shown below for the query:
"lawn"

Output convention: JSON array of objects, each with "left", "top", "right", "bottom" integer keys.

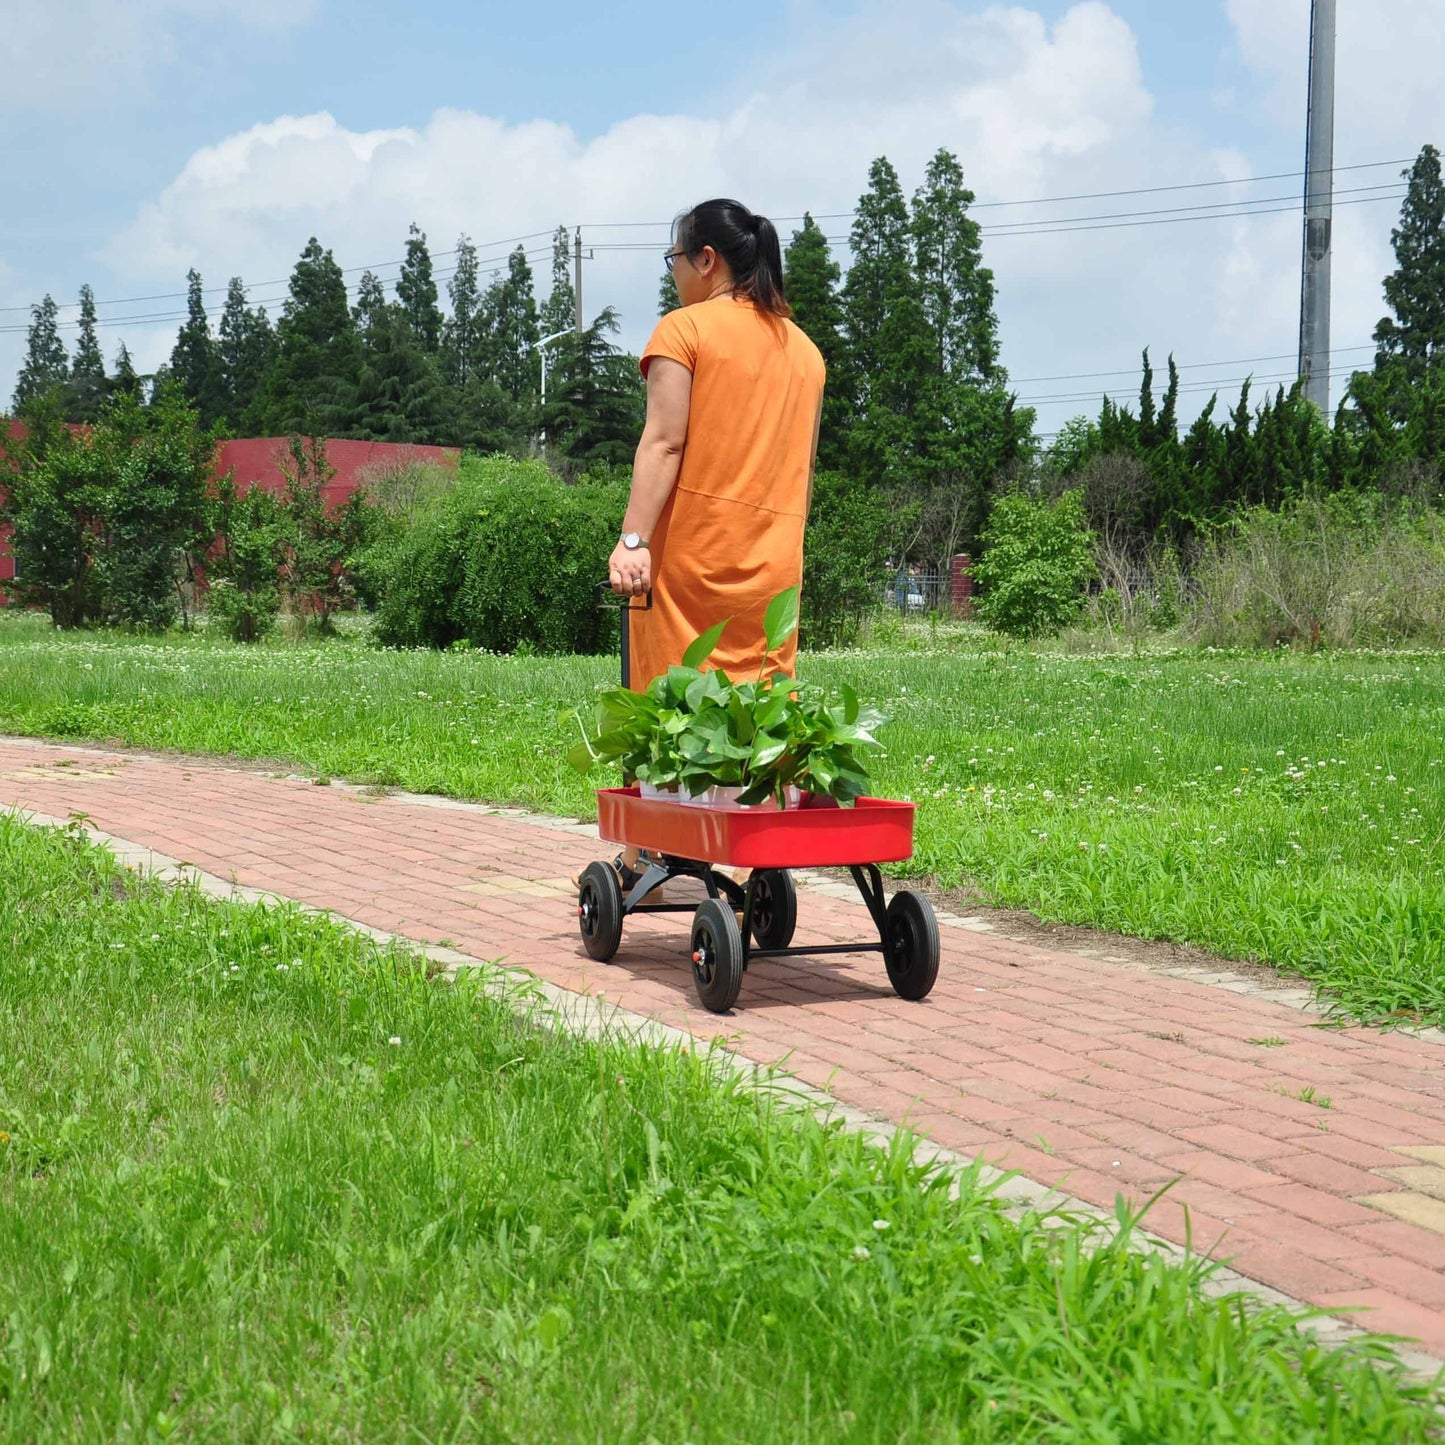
[
  {"left": 1, "top": 813, "right": 1439, "bottom": 1441},
  {"left": 0, "top": 613, "right": 1442, "bottom": 1026}
]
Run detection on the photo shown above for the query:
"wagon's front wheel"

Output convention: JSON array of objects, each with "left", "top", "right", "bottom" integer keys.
[
  {"left": 690, "top": 898, "right": 744, "bottom": 1013},
  {"left": 578, "top": 861, "right": 623, "bottom": 962},
  {"left": 748, "top": 869, "right": 797, "bottom": 950},
  {"left": 884, "top": 890, "right": 940, "bottom": 1001}
]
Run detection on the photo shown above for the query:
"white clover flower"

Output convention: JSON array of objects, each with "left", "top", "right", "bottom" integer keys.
[
  {"left": 873, "top": 1219, "right": 891, "bottom": 1231},
  {"left": 388, "top": 1036, "right": 402, "bottom": 1046},
  {"left": 852, "top": 1244, "right": 871, "bottom": 1261}
]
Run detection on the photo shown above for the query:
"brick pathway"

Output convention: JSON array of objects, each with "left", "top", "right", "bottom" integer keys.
[{"left": 3, "top": 737, "right": 1443, "bottom": 1355}]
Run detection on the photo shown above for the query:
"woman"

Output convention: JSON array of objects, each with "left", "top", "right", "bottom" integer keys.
[{"left": 608, "top": 198, "right": 826, "bottom": 688}]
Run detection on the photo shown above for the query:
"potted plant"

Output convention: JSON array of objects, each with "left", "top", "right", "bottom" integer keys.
[{"left": 566, "top": 588, "right": 887, "bottom": 807}]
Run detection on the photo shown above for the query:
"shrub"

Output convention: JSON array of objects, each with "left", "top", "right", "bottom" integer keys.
[
  {"left": 802, "top": 470, "right": 898, "bottom": 646},
  {"left": 974, "top": 490, "right": 1095, "bottom": 638},
  {"left": 207, "top": 481, "right": 287, "bottom": 643},
  {"left": 1188, "top": 493, "right": 1445, "bottom": 648},
  {"left": 367, "top": 454, "right": 625, "bottom": 653}
]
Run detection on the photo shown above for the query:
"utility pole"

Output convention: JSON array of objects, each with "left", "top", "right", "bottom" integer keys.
[
  {"left": 1297, "top": 0, "right": 1336, "bottom": 414},
  {"left": 574, "top": 227, "right": 584, "bottom": 337}
]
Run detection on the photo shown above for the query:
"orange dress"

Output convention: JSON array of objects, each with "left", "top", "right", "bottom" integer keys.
[{"left": 632, "top": 295, "right": 826, "bottom": 689}]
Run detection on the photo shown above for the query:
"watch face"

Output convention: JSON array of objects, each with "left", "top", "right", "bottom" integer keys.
[{"left": 623, "top": 532, "right": 641, "bottom": 549}]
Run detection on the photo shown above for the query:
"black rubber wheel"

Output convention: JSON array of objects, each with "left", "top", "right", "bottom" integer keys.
[
  {"left": 690, "top": 898, "right": 744, "bottom": 1013},
  {"left": 747, "top": 869, "right": 797, "bottom": 950},
  {"left": 578, "top": 861, "right": 624, "bottom": 962},
  {"left": 884, "top": 890, "right": 940, "bottom": 1001}
]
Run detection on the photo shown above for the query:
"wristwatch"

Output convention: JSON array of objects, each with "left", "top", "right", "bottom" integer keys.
[{"left": 621, "top": 531, "right": 648, "bottom": 550}]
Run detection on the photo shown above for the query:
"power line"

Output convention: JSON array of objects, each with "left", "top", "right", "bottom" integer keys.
[{"left": 1009, "top": 343, "right": 1377, "bottom": 387}]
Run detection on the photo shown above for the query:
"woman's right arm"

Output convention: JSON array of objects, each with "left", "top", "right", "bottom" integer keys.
[{"left": 609, "top": 358, "right": 692, "bottom": 596}]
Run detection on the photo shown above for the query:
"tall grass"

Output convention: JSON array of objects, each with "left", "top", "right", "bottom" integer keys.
[
  {"left": 0, "top": 616, "right": 1442, "bottom": 1024},
  {"left": 1, "top": 815, "right": 1439, "bottom": 1440}
]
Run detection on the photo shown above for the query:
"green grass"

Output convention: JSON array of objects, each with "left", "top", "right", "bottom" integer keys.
[
  {"left": 1, "top": 813, "right": 1440, "bottom": 1441},
  {"left": 0, "top": 613, "right": 1443, "bottom": 1026}
]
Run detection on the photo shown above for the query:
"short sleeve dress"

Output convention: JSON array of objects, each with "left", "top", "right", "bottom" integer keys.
[{"left": 630, "top": 295, "right": 826, "bottom": 689}]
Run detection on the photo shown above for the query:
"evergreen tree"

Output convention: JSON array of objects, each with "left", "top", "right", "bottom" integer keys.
[
  {"left": 841, "top": 157, "right": 932, "bottom": 482},
  {"left": 352, "top": 270, "right": 389, "bottom": 340},
  {"left": 443, "top": 234, "right": 481, "bottom": 385},
  {"left": 112, "top": 343, "right": 141, "bottom": 400},
  {"left": 13, "top": 294, "right": 69, "bottom": 413},
  {"left": 658, "top": 268, "right": 680, "bottom": 316},
  {"left": 478, "top": 246, "right": 540, "bottom": 403},
  {"left": 912, "top": 148, "right": 998, "bottom": 381},
  {"left": 542, "top": 309, "right": 644, "bottom": 471},
  {"left": 396, "top": 223, "right": 443, "bottom": 354},
  {"left": 353, "top": 273, "right": 452, "bottom": 443},
  {"left": 68, "top": 284, "right": 108, "bottom": 421},
  {"left": 262, "top": 237, "right": 359, "bottom": 435},
  {"left": 538, "top": 224, "right": 575, "bottom": 336},
  {"left": 784, "top": 214, "right": 852, "bottom": 468},
  {"left": 169, "top": 268, "right": 222, "bottom": 425},
  {"left": 217, "top": 277, "right": 276, "bottom": 432},
  {"left": 1374, "top": 144, "right": 1445, "bottom": 389}
]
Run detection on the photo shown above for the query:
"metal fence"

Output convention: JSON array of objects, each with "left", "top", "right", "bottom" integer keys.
[{"left": 879, "top": 568, "right": 951, "bottom": 614}]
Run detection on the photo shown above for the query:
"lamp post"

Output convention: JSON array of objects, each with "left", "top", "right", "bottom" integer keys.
[{"left": 531, "top": 328, "right": 571, "bottom": 452}]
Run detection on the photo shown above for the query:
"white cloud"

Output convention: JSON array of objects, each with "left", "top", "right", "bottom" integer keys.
[{"left": 0, "top": 0, "right": 316, "bottom": 111}]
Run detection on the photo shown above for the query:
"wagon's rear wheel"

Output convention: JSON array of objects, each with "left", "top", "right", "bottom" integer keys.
[
  {"left": 691, "top": 898, "right": 744, "bottom": 1013},
  {"left": 747, "top": 869, "right": 797, "bottom": 950},
  {"left": 578, "top": 861, "right": 624, "bottom": 962},
  {"left": 884, "top": 890, "right": 939, "bottom": 1001}
]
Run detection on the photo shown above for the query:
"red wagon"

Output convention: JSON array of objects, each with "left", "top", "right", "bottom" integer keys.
[{"left": 576, "top": 786, "right": 940, "bottom": 1013}]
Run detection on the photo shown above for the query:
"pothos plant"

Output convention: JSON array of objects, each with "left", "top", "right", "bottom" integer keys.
[{"left": 565, "top": 588, "right": 887, "bottom": 807}]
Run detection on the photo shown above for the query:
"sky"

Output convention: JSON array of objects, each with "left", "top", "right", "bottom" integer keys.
[{"left": 2, "top": 0, "right": 1442, "bottom": 438}]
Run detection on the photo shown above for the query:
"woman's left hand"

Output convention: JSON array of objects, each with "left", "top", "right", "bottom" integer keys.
[{"left": 609, "top": 541, "right": 651, "bottom": 597}]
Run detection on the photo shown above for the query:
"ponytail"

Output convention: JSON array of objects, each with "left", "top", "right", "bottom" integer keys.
[{"left": 674, "top": 199, "right": 791, "bottom": 318}]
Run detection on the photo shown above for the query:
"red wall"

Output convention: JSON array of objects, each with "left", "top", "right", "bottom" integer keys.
[{"left": 0, "top": 432, "right": 460, "bottom": 606}]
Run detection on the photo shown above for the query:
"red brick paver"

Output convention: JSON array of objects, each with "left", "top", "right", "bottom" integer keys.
[{"left": 3, "top": 739, "right": 1443, "bottom": 1355}]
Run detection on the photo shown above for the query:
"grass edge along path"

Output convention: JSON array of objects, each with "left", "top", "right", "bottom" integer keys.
[
  {"left": 0, "top": 621, "right": 1442, "bottom": 1028},
  {"left": 1, "top": 813, "right": 1442, "bottom": 1442}
]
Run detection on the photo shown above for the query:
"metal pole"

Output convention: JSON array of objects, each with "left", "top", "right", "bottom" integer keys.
[
  {"left": 539, "top": 350, "right": 548, "bottom": 450},
  {"left": 1298, "top": 0, "right": 1336, "bottom": 414},
  {"left": 574, "top": 226, "right": 584, "bottom": 336}
]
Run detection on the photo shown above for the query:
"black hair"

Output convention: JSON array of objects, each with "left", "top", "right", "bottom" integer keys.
[{"left": 674, "top": 199, "right": 791, "bottom": 318}]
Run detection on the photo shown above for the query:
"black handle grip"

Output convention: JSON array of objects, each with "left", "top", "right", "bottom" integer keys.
[{"left": 595, "top": 582, "right": 653, "bottom": 611}]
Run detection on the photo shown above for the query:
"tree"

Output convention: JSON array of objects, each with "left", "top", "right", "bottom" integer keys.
[
  {"left": 217, "top": 277, "right": 276, "bottom": 432},
  {"left": 112, "top": 342, "right": 141, "bottom": 400},
  {"left": 478, "top": 245, "right": 540, "bottom": 403},
  {"left": 68, "top": 284, "right": 108, "bottom": 422},
  {"left": 841, "top": 158, "right": 932, "bottom": 482},
  {"left": 912, "top": 148, "right": 998, "bottom": 382},
  {"left": 784, "top": 214, "right": 852, "bottom": 468},
  {"left": 208, "top": 478, "right": 287, "bottom": 642},
  {"left": 658, "top": 268, "right": 680, "bottom": 316},
  {"left": 353, "top": 294, "right": 453, "bottom": 444},
  {"left": 262, "top": 238, "right": 359, "bottom": 435},
  {"left": 538, "top": 224, "right": 575, "bottom": 336},
  {"left": 169, "top": 268, "right": 223, "bottom": 426},
  {"left": 276, "top": 434, "right": 373, "bottom": 633},
  {"left": 1374, "top": 144, "right": 1445, "bottom": 393},
  {"left": 13, "top": 295, "right": 69, "bottom": 413},
  {"left": 443, "top": 234, "right": 481, "bottom": 386},
  {"left": 352, "top": 270, "right": 389, "bottom": 340},
  {"left": 396, "top": 223, "right": 443, "bottom": 354},
  {"left": 542, "top": 310, "right": 644, "bottom": 471}
]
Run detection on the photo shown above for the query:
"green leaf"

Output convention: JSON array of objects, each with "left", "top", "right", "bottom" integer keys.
[
  {"left": 749, "top": 733, "right": 788, "bottom": 771},
  {"left": 762, "top": 588, "right": 799, "bottom": 655},
  {"left": 566, "top": 740, "right": 597, "bottom": 774},
  {"left": 840, "top": 682, "right": 859, "bottom": 726},
  {"left": 682, "top": 619, "right": 729, "bottom": 670}
]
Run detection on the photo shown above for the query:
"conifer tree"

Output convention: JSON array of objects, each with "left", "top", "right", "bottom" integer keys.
[
  {"left": 784, "top": 213, "right": 852, "bottom": 468},
  {"left": 217, "top": 277, "right": 276, "bottom": 431},
  {"left": 68, "top": 284, "right": 108, "bottom": 421},
  {"left": 1374, "top": 144, "right": 1445, "bottom": 387},
  {"left": 443, "top": 234, "right": 481, "bottom": 385},
  {"left": 263, "top": 237, "right": 359, "bottom": 434},
  {"left": 169, "top": 268, "right": 223, "bottom": 425},
  {"left": 13, "top": 295, "right": 69, "bottom": 413},
  {"left": 396, "top": 223, "right": 443, "bottom": 354},
  {"left": 538, "top": 224, "right": 575, "bottom": 337}
]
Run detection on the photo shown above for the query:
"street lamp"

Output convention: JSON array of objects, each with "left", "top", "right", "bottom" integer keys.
[{"left": 531, "top": 328, "right": 571, "bottom": 451}]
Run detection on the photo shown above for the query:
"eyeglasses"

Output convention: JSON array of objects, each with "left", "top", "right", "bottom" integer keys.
[{"left": 663, "top": 249, "right": 686, "bottom": 273}]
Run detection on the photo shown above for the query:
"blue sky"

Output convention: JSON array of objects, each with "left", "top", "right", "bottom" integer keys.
[{"left": 2, "top": 1, "right": 1439, "bottom": 434}]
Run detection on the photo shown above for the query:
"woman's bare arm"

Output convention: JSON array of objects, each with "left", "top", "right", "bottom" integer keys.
[{"left": 609, "top": 357, "right": 692, "bottom": 595}]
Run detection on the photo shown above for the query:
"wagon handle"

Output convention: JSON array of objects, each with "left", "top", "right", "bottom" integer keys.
[{"left": 596, "top": 582, "right": 652, "bottom": 689}]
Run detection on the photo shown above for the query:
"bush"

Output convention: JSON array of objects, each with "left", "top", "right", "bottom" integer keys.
[
  {"left": 1188, "top": 493, "right": 1445, "bottom": 648},
  {"left": 207, "top": 482, "right": 288, "bottom": 643},
  {"left": 974, "top": 490, "right": 1095, "bottom": 638},
  {"left": 802, "top": 470, "right": 898, "bottom": 646},
  {"left": 366, "top": 454, "right": 626, "bottom": 653}
]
